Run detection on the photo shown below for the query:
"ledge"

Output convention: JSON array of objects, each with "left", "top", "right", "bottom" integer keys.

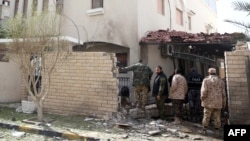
[{"left": 87, "top": 8, "right": 104, "bottom": 16}]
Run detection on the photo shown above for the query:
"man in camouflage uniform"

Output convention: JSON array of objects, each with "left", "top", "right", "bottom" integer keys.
[
  {"left": 169, "top": 68, "right": 188, "bottom": 124},
  {"left": 200, "top": 68, "right": 226, "bottom": 134},
  {"left": 119, "top": 60, "right": 153, "bottom": 111}
]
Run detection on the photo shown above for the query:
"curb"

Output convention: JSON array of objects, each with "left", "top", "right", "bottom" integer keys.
[{"left": 0, "top": 122, "right": 100, "bottom": 141}]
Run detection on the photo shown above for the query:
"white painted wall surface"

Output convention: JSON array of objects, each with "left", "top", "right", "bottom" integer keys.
[{"left": 0, "top": 60, "right": 22, "bottom": 102}]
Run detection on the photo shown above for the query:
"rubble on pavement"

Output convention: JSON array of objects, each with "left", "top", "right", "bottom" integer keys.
[{"left": 0, "top": 103, "right": 223, "bottom": 141}]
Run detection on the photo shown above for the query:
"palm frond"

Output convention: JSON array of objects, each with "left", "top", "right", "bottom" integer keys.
[
  {"left": 232, "top": 1, "right": 250, "bottom": 15},
  {"left": 225, "top": 19, "right": 250, "bottom": 30}
]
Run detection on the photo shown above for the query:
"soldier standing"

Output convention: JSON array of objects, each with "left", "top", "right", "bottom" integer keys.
[
  {"left": 200, "top": 68, "right": 226, "bottom": 134},
  {"left": 169, "top": 68, "right": 188, "bottom": 124},
  {"left": 119, "top": 60, "right": 153, "bottom": 111}
]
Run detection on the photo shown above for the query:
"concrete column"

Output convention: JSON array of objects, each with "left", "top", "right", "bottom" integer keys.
[{"left": 17, "top": 0, "right": 24, "bottom": 16}]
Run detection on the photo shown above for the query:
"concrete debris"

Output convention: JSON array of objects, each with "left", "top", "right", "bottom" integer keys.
[
  {"left": 0, "top": 132, "right": 5, "bottom": 138},
  {"left": 178, "top": 133, "right": 189, "bottom": 139},
  {"left": 0, "top": 102, "right": 224, "bottom": 141},
  {"left": 180, "top": 127, "right": 193, "bottom": 133},
  {"left": 193, "top": 137, "right": 204, "bottom": 140},
  {"left": 84, "top": 117, "right": 94, "bottom": 121},
  {"left": 15, "top": 106, "right": 22, "bottom": 113},
  {"left": 192, "top": 123, "right": 203, "bottom": 128},
  {"left": 148, "top": 130, "right": 161, "bottom": 136},
  {"left": 103, "top": 122, "right": 107, "bottom": 127},
  {"left": 149, "top": 121, "right": 157, "bottom": 125},
  {"left": 122, "top": 134, "right": 129, "bottom": 139},
  {"left": 105, "top": 129, "right": 112, "bottom": 133},
  {"left": 11, "top": 131, "right": 25, "bottom": 137},
  {"left": 206, "top": 129, "right": 214, "bottom": 134},
  {"left": 141, "top": 134, "right": 150, "bottom": 139},
  {"left": 115, "top": 122, "right": 132, "bottom": 128},
  {"left": 167, "top": 128, "right": 178, "bottom": 134},
  {"left": 53, "top": 136, "right": 63, "bottom": 141},
  {"left": 161, "top": 133, "right": 171, "bottom": 137}
]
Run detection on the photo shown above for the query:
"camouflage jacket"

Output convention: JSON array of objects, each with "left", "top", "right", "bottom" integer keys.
[
  {"left": 169, "top": 74, "right": 188, "bottom": 100},
  {"left": 200, "top": 75, "right": 226, "bottom": 109},
  {"left": 120, "top": 63, "right": 153, "bottom": 86}
]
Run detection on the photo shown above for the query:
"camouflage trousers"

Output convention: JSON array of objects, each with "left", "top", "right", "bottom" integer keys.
[
  {"left": 202, "top": 107, "right": 221, "bottom": 129},
  {"left": 155, "top": 96, "right": 166, "bottom": 119},
  {"left": 172, "top": 99, "right": 184, "bottom": 118},
  {"left": 134, "top": 85, "right": 149, "bottom": 109}
]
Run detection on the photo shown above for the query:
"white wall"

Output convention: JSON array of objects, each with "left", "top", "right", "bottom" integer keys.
[
  {"left": 61, "top": 0, "right": 139, "bottom": 65},
  {"left": 0, "top": 60, "right": 22, "bottom": 102},
  {"left": 184, "top": 0, "right": 218, "bottom": 33}
]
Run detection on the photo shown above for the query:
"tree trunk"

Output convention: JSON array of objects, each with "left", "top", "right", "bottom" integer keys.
[{"left": 36, "top": 100, "right": 43, "bottom": 122}]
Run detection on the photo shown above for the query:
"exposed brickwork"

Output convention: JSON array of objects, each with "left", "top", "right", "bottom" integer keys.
[
  {"left": 225, "top": 46, "right": 250, "bottom": 124},
  {"left": 28, "top": 52, "right": 120, "bottom": 117},
  {"left": 20, "top": 76, "right": 28, "bottom": 100}
]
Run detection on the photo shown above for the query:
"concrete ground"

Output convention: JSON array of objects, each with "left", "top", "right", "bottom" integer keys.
[{"left": 0, "top": 103, "right": 224, "bottom": 141}]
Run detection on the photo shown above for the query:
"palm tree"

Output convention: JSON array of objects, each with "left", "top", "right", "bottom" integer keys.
[{"left": 225, "top": 1, "right": 250, "bottom": 37}]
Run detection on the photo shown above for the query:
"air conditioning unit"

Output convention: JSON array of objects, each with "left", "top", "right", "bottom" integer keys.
[{"left": 161, "top": 44, "right": 174, "bottom": 57}]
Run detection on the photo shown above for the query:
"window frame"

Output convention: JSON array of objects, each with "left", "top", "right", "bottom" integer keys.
[
  {"left": 116, "top": 53, "right": 128, "bottom": 68},
  {"left": 188, "top": 16, "right": 191, "bottom": 30},
  {"left": 2, "top": 0, "right": 10, "bottom": 6},
  {"left": 56, "top": 0, "right": 64, "bottom": 13},
  {"left": 176, "top": 8, "right": 183, "bottom": 25},
  {"left": 157, "top": 0, "right": 165, "bottom": 15},
  {"left": 92, "top": 0, "right": 103, "bottom": 9}
]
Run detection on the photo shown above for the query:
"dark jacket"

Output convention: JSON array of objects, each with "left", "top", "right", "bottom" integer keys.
[
  {"left": 187, "top": 70, "right": 203, "bottom": 90},
  {"left": 152, "top": 72, "right": 169, "bottom": 96}
]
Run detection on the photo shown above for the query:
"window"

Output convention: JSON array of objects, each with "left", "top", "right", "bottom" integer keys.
[
  {"left": 92, "top": 0, "right": 103, "bottom": 9},
  {"left": 188, "top": 16, "right": 191, "bottom": 30},
  {"left": 116, "top": 53, "right": 128, "bottom": 68},
  {"left": 157, "top": 0, "right": 165, "bottom": 15},
  {"left": 87, "top": 0, "right": 104, "bottom": 16},
  {"left": 56, "top": 0, "right": 64, "bottom": 13},
  {"left": 23, "top": 0, "right": 28, "bottom": 18},
  {"left": 43, "top": 0, "right": 49, "bottom": 11},
  {"left": 2, "top": 0, "right": 10, "bottom": 6},
  {"left": 176, "top": 8, "right": 183, "bottom": 25}
]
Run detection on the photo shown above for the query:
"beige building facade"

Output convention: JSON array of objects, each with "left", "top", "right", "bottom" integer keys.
[
  {"left": 0, "top": 0, "right": 220, "bottom": 116},
  {"left": 0, "top": 0, "right": 218, "bottom": 65}
]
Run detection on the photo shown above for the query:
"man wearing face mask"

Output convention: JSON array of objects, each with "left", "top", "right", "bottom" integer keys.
[{"left": 152, "top": 66, "right": 169, "bottom": 120}]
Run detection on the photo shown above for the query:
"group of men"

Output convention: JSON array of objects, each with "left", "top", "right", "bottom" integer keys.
[{"left": 119, "top": 60, "right": 226, "bottom": 134}]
